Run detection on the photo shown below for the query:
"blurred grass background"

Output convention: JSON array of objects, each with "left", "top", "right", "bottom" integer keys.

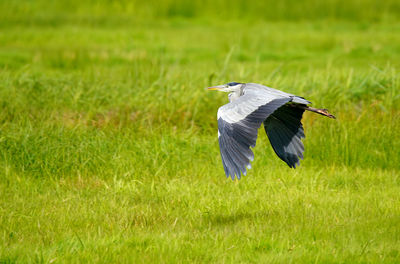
[
  {"left": 2, "top": 0, "right": 400, "bottom": 23},
  {"left": 1, "top": 0, "right": 400, "bottom": 263}
]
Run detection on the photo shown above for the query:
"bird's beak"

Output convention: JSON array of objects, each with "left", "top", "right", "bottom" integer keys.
[{"left": 207, "top": 85, "right": 225, "bottom": 91}]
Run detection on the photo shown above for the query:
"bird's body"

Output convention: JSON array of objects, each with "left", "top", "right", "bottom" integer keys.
[{"left": 208, "top": 82, "right": 335, "bottom": 180}]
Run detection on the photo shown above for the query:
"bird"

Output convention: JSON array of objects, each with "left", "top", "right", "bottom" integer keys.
[{"left": 208, "top": 82, "right": 335, "bottom": 180}]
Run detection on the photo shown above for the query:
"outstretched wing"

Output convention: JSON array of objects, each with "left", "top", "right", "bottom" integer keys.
[
  {"left": 217, "top": 88, "right": 291, "bottom": 180},
  {"left": 263, "top": 104, "right": 306, "bottom": 168}
]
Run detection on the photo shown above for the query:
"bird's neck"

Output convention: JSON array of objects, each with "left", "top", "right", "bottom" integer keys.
[
  {"left": 228, "top": 91, "right": 241, "bottom": 102},
  {"left": 228, "top": 84, "right": 245, "bottom": 102}
]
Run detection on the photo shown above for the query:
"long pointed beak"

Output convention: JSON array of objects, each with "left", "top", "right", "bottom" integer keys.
[{"left": 207, "top": 85, "right": 225, "bottom": 91}]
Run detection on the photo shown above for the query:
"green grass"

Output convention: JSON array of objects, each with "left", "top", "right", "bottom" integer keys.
[{"left": 1, "top": 1, "right": 400, "bottom": 263}]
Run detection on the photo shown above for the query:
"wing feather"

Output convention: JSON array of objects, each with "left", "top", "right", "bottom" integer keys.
[
  {"left": 263, "top": 105, "right": 306, "bottom": 168},
  {"left": 217, "top": 88, "right": 291, "bottom": 179}
]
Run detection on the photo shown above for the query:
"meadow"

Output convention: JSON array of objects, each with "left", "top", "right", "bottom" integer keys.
[{"left": 1, "top": 0, "right": 400, "bottom": 263}]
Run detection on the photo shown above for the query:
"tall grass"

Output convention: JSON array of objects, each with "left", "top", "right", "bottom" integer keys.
[
  {"left": 1, "top": 1, "right": 400, "bottom": 263},
  {"left": 1, "top": 0, "right": 400, "bottom": 23}
]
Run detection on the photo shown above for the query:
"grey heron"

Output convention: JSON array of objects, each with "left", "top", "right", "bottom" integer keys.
[{"left": 208, "top": 82, "right": 335, "bottom": 180}]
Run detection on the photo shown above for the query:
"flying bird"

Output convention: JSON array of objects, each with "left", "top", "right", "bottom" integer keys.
[{"left": 208, "top": 82, "right": 335, "bottom": 180}]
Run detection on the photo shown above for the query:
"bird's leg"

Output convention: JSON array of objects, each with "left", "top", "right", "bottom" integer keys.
[
  {"left": 306, "top": 107, "right": 336, "bottom": 119},
  {"left": 290, "top": 104, "right": 336, "bottom": 119}
]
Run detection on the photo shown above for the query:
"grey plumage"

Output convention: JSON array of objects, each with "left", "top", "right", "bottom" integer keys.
[
  {"left": 208, "top": 82, "right": 335, "bottom": 180},
  {"left": 264, "top": 104, "right": 305, "bottom": 168}
]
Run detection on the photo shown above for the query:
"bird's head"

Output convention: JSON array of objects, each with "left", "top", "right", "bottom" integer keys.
[{"left": 207, "top": 82, "right": 243, "bottom": 92}]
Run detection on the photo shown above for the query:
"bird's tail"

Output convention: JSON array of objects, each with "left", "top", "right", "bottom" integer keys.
[{"left": 305, "top": 107, "right": 336, "bottom": 119}]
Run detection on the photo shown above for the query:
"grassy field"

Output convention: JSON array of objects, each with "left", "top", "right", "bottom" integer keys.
[{"left": 1, "top": 0, "right": 400, "bottom": 263}]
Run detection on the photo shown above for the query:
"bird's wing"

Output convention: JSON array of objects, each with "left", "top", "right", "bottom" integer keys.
[
  {"left": 217, "top": 88, "right": 291, "bottom": 179},
  {"left": 247, "top": 83, "right": 311, "bottom": 105},
  {"left": 263, "top": 104, "right": 305, "bottom": 168}
]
